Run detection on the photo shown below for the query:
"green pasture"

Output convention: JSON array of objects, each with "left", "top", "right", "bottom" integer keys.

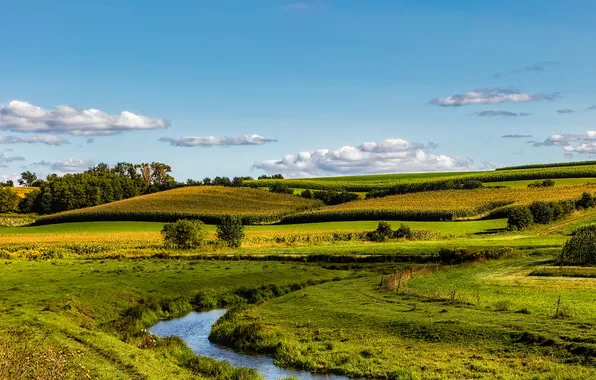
[
  {"left": 219, "top": 255, "right": 596, "bottom": 378},
  {"left": 0, "top": 219, "right": 508, "bottom": 237}
]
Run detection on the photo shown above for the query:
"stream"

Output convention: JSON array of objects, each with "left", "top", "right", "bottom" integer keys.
[{"left": 149, "top": 309, "right": 349, "bottom": 380}]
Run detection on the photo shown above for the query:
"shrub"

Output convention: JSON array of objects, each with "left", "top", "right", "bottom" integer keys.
[
  {"left": 528, "top": 179, "right": 556, "bottom": 188},
  {"left": 0, "top": 186, "right": 19, "bottom": 213},
  {"left": 313, "top": 190, "right": 359, "bottom": 205},
  {"left": 161, "top": 219, "right": 206, "bottom": 249},
  {"left": 217, "top": 215, "right": 245, "bottom": 248},
  {"left": 269, "top": 183, "right": 293, "bottom": 195},
  {"left": 461, "top": 180, "right": 484, "bottom": 189},
  {"left": 300, "top": 189, "right": 314, "bottom": 199},
  {"left": 529, "top": 201, "right": 555, "bottom": 224},
  {"left": 393, "top": 223, "right": 413, "bottom": 239},
  {"left": 507, "top": 206, "right": 534, "bottom": 230},
  {"left": 560, "top": 225, "right": 596, "bottom": 264},
  {"left": 576, "top": 192, "right": 595, "bottom": 209}
]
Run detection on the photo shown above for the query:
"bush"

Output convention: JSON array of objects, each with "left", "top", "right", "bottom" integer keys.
[
  {"left": 0, "top": 186, "right": 19, "bottom": 213},
  {"left": 300, "top": 189, "right": 314, "bottom": 199},
  {"left": 217, "top": 215, "right": 245, "bottom": 248},
  {"left": 560, "top": 225, "right": 596, "bottom": 264},
  {"left": 269, "top": 183, "right": 293, "bottom": 195},
  {"left": 313, "top": 190, "right": 359, "bottom": 205},
  {"left": 576, "top": 192, "right": 595, "bottom": 209},
  {"left": 528, "top": 179, "right": 556, "bottom": 188},
  {"left": 393, "top": 223, "right": 413, "bottom": 239},
  {"left": 161, "top": 219, "right": 206, "bottom": 249},
  {"left": 507, "top": 206, "right": 534, "bottom": 230},
  {"left": 529, "top": 201, "right": 555, "bottom": 224}
]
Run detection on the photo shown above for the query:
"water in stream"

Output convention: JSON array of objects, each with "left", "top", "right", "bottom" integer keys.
[{"left": 149, "top": 309, "right": 349, "bottom": 380}]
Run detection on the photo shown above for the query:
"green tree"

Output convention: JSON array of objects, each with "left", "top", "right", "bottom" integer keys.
[
  {"left": 161, "top": 219, "right": 206, "bottom": 249},
  {"left": 0, "top": 187, "right": 19, "bottom": 213},
  {"left": 216, "top": 215, "right": 245, "bottom": 248},
  {"left": 269, "top": 183, "right": 293, "bottom": 195},
  {"left": 577, "top": 192, "right": 595, "bottom": 209},
  {"left": 507, "top": 206, "right": 534, "bottom": 230},
  {"left": 529, "top": 201, "right": 555, "bottom": 224},
  {"left": 561, "top": 225, "right": 596, "bottom": 264},
  {"left": 18, "top": 171, "right": 38, "bottom": 187},
  {"left": 301, "top": 189, "right": 314, "bottom": 199}
]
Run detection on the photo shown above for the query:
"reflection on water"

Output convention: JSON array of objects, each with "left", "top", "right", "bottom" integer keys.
[{"left": 149, "top": 309, "right": 349, "bottom": 380}]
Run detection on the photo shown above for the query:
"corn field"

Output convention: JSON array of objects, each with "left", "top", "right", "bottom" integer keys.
[
  {"left": 35, "top": 186, "right": 322, "bottom": 225},
  {"left": 248, "top": 164, "right": 596, "bottom": 192},
  {"left": 281, "top": 185, "right": 596, "bottom": 223}
]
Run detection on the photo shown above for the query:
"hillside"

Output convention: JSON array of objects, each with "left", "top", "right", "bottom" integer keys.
[
  {"left": 248, "top": 164, "right": 596, "bottom": 192},
  {"left": 35, "top": 186, "right": 321, "bottom": 225},
  {"left": 281, "top": 185, "right": 596, "bottom": 223}
]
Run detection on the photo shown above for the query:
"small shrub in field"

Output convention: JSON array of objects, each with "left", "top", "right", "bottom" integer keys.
[
  {"left": 528, "top": 179, "right": 555, "bottom": 188},
  {"left": 367, "top": 221, "right": 392, "bottom": 242},
  {"left": 529, "top": 201, "right": 554, "bottom": 224},
  {"left": 301, "top": 189, "right": 314, "bottom": 199},
  {"left": 560, "top": 225, "right": 596, "bottom": 264},
  {"left": 576, "top": 192, "right": 595, "bottom": 209},
  {"left": 393, "top": 223, "right": 413, "bottom": 239},
  {"left": 217, "top": 215, "right": 245, "bottom": 248},
  {"left": 507, "top": 206, "right": 534, "bottom": 230},
  {"left": 161, "top": 219, "right": 206, "bottom": 249},
  {"left": 269, "top": 183, "right": 293, "bottom": 195}
]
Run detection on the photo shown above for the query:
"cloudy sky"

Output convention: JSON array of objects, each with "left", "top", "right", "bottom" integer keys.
[{"left": 1, "top": 0, "right": 595, "bottom": 181}]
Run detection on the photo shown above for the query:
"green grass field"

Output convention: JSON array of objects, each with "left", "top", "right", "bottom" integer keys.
[
  {"left": 0, "top": 259, "right": 352, "bottom": 379},
  {"left": 214, "top": 255, "right": 596, "bottom": 378}
]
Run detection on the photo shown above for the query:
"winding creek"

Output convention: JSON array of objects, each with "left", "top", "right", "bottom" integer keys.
[{"left": 149, "top": 309, "right": 349, "bottom": 380}]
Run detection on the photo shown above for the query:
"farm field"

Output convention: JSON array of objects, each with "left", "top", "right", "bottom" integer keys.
[
  {"left": 4, "top": 165, "right": 596, "bottom": 379},
  {"left": 34, "top": 186, "right": 321, "bottom": 225},
  {"left": 248, "top": 164, "right": 596, "bottom": 191},
  {"left": 485, "top": 177, "right": 596, "bottom": 188},
  {"left": 13, "top": 187, "right": 34, "bottom": 198},
  {"left": 0, "top": 219, "right": 508, "bottom": 248},
  {"left": 283, "top": 185, "right": 596, "bottom": 223}
]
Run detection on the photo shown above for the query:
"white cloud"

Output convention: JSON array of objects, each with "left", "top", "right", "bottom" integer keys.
[
  {"left": 0, "top": 134, "right": 69, "bottom": 146},
  {"left": 534, "top": 130, "right": 596, "bottom": 154},
  {"left": 431, "top": 88, "right": 556, "bottom": 107},
  {"left": 34, "top": 158, "right": 95, "bottom": 173},
  {"left": 0, "top": 153, "right": 26, "bottom": 168},
  {"left": 253, "top": 138, "right": 475, "bottom": 177},
  {"left": 159, "top": 134, "right": 277, "bottom": 147},
  {"left": 0, "top": 100, "right": 169, "bottom": 136}
]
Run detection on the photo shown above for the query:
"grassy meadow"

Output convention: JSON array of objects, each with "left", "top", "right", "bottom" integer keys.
[{"left": 218, "top": 255, "right": 596, "bottom": 378}]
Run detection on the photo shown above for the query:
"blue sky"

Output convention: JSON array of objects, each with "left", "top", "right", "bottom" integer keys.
[{"left": 1, "top": 0, "right": 595, "bottom": 181}]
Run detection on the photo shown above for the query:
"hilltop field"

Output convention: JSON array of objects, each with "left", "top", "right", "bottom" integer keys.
[{"left": 4, "top": 162, "right": 596, "bottom": 379}]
